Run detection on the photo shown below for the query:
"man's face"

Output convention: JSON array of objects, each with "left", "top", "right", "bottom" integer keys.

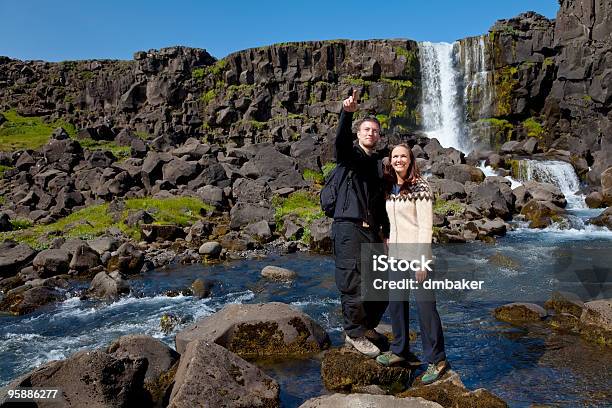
[{"left": 356, "top": 120, "right": 381, "bottom": 150}]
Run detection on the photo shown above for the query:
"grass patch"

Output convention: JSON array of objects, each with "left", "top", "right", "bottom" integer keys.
[
  {"left": 303, "top": 169, "right": 324, "bottom": 184},
  {"left": 192, "top": 67, "right": 205, "bottom": 81},
  {"left": 10, "top": 219, "right": 33, "bottom": 230},
  {"left": 376, "top": 114, "right": 390, "bottom": 130},
  {"left": 0, "top": 196, "right": 213, "bottom": 248},
  {"left": 321, "top": 162, "right": 336, "bottom": 180},
  {"left": 433, "top": 198, "right": 465, "bottom": 216},
  {"left": 0, "top": 110, "right": 75, "bottom": 151},
  {"left": 78, "top": 139, "right": 131, "bottom": 159},
  {"left": 272, "top": 191, "right": 324, "bottom": 244},
  {"left": 0, "top": 164, "right": 13, "bottom": 178},
  {"left": 200, "top": 89, "right": 217, "bottom": 105}
]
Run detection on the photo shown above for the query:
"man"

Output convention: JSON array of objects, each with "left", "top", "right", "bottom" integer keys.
[{"left": 332, "top": 89, "right": 389, "bottom": 357}]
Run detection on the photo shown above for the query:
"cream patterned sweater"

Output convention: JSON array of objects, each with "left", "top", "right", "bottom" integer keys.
[{"left": 386, "top": 177, "right": 434, "bottom": 248}]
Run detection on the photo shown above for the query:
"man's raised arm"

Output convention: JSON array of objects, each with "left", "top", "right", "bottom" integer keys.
[{"left": 335, "top": 89, "right": 358, "bottom": 163}]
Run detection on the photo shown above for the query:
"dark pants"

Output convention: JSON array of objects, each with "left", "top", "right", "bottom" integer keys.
[
  {"left": 389, "top": 276, "right": 446, "bottom": 364},
  {"left": 332, "top": 220, "right": 388, "bottom": 338}
]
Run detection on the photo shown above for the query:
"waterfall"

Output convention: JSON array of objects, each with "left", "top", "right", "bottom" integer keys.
[
  {"left": 459, "top": 35, "right": 493, "bottom": 121},
  {"left": 418, "top": 42, "right": 467, "bottom": 152},
  {"left": 515, "top": 160, "right": 586, "bottom": 209}
]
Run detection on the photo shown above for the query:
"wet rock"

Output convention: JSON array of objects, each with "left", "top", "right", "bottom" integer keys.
[
  {"left": 160, "top": 313, "right": 183, "bottom": 334},
  {"left": 175, "top": 302, "right": 330, "bottom": 358},
  {"left": 261, "top": 265, "right": 297, "bottom": 281},
  {"left": 587, "top": 207, "right": 612, "bottom": 230},
  {"left": 549, "top": 312, "right": 582, "bottom": 333},
  {"left": 579, "top": 299, "right": 612, "bottom": 346},
  {"left": 168, "top": 339, "right": 280, "bottom": 408},
  {"left": 400, "top": 370, "right": 508, "bottom": 408},
  {"left": 5, "top": 349, "right": 147, "bottom": 408},
  {"left": 494, "top": 302, "right": 547, "bottom": 324},
  {"left": 321, "top": 348, "right": 411, "bottom": 393},
  {"left": 520, "top": 199, "right": 566, "bottom": 228},
  {"left": 513, "top": 181, "right": 567, "bottom": 211},
  {"left": 0, "top": 241, "right": 36, "bottom": 278},
  {"left": 107, "top": 242, "right": 145, "bottom": 274},
  {"left": 466, "top": 179, "right": 513, "bottom": 220},
  {"left": 299, "top": 394, "right": 443, "bottom": 408},
  {"left": 88, "top": 270, "right": 130, "bottom": 300},
  {"left": 0, "top": 285, "right": 63, "bottom": 315},
  {"left": 32, "top": 248, "right": 71, "bottom": 278},
  {"left": 198, "top": 241, "right": 222, "bottom": 258},
  {"left": 190, "top": 278, "right": 213, "bottom": 298},
  {"left": 585, "top": 191, "right": 604, "bottom": 208},
  {"left": 544, "top": 291, "right": 584, "bottom": 317}
]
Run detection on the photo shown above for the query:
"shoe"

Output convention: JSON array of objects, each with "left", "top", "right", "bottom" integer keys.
[
  {"left": 345, "top": 335, "right": 381, "bottom": 357},
  {"left": 364, "top": 329, "right": 387, "bottom": 343},
  {"left": 421, "top": 360, "right": 449, "bottom": 385},
  {"left": 376, "top": 351, "right": 406, "bottom": 367}
]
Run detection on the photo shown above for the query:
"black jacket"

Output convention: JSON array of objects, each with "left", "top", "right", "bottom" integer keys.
[{"left": 333, "top": 110, "right": 390, "bottom": 238}]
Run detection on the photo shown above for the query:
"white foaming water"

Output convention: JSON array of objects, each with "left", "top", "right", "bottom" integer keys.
[
  {"left": 517, "top": 160, "right": 586, "bottom": 209},
  {"left": 477, "top": 161, "right": 523, "bottom": 189},
  {"left": 419, "top": 42, "right": 467, "bottom": 152}
]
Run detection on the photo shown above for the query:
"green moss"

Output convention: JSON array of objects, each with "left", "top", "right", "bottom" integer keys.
[
  {"left": 226, "top": 84, "right": 254, "bottom": 98},
  {"left": 508, "top": 159, "right": 528, "bottom": 180},
  {"left": 0, "top": 110, "right": 78, "bottom": 151},
  {"left": 478, "top": 118, "right": 514, "bottom": 150},
  {"left": 393, "top": 46, "right": 419, "bottom": 77},
  {"left": 200, "top": 89, "right": 217, "bottom": 105},
  {"left": 78, "top": 138, "right": 131, "bottom": 159},
  {"left": 376, "top": 114, "right": 390, "bottom": 130},
  {"left": 342, "top": 76, "right": 372, "bottom": 87},
  {"left": 433, "top": 198, "right": 465, "bottom": 216},
  {"left": 543, "top": 57, "right": 554, "bottom": 67},
  {"left": 303, "top": 169, "right": 324, "bottom": 184},
  {"left": 134, "top": 131, "right": 152, "bottom": 140},
  {"left": 248, "top": 120, "right": 267, "bottom": 130},
  {"left": 494, "top": 66, "right": 519, "bottom": 116},
  {"left": 79, "top": 71, "right": 95, "bottom": 80},
  {"left": 206, "top": 59, "right": 228, "bottom": 77},
  {"left": 0, "top": 196, "right": 213, "bottom": 247},
  {"left": 191, "top": 67, "right": 205, "bottom": 81},
  {"left": 522, "top": 117, "right": 544, "bottom": 139},
  {"left": 321, "top": 162, "right": 336, "bottom": 179},
  {"left": 0, "top": 165, "right": 13, "bottom": 178}
]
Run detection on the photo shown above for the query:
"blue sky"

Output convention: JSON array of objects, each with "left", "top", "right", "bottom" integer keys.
[{"left": 0, "top": 0, "right": 559, "bottom": 62}]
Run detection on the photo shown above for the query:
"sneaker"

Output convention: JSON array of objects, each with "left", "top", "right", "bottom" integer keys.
[
  {"left": 376, "top": 351, "right": 406, "bottom": 367},
  {"left": 421, "top": 360, "right": 449, "bottom": 385},
  {"left": 364, "top": 329, "right": 387, "bottom": 343},
  {"left": 345, "top": 335, "right": 381, "bottom": 357}
]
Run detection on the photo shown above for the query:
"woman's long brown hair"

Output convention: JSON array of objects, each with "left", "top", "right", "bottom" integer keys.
[{"left": 383, "top": 143, "right": 421, "bottom": 197}]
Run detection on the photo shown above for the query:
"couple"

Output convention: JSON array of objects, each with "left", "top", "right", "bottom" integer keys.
[{"left": 331, "top": 90, "right": 448, "bottom": 385}]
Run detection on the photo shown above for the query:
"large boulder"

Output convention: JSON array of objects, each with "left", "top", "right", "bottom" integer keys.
[
  {"left": 400, "top": 370, "right": 508, "bottom": 408},
  {"left": 494, "top": 302, "right": 547, "bottom": 324},
  {"left": 579, "top": 299, "right": 612, "bottom": 346},
  {"left": 0, "top": 212, "right": 12, "bottom": 232},
  {"left": 299, "top": 394, "right": 443, "bottom": 408},
  {"left": 175, "top": 302, "right": 330, "bottom": 358},
  {"left": 587, "top": 207, "right": 612, "bottom": 230},
  {"left": 168, "top": 339, "right": 280, "bottom": 408},
  {"left": 232, "top": 178, "right": 272, "bottom": 203},
  {"left": 544, "top": 291, "right": 584, "bottom": 317},
  {"left": 5, "top": 349, "right": 147, "bottom": 408},
  {"left": 321, "top": 348, "right": 411, "bottom": 393},
  {"left": 108, "top": 334, "right": 180, "bottom": 407},
  {"left": 443, "top": 164, "right": 485, "bottom": 184},
  {"left": 69, "top": 244, "right": 102, "bottom": 273},
  {"left": 88, "top": 271, "right": 130, "bottom": 300},
  {"left": 240, "top": 145, "right": 296, "bottom": 179},
  {"left": 0, "top": 241, "right": 36, "bottom": 277},
  {"left": 0, "top": 285, "right": 63, "bottom": 315},
  {"left": 309, "top": 217, "right": 333, "bottom": 253},
  {"left": 428, "top": 178, "right": 466, "bottom": 200},
  {"left": 261, "top": 265, "right": 297, "bottom": 281},
  {"left": 512, "top": 180, "right": 567, "bottom": 211},
  {"left": 520, "top": 199, "right": 566, "bottom": 228},
  {"left": 229, "top": 202, "right": 274, "bottom": 230},
  {"left": 161, "top": 158, "right": 199, "bottom": 185},
  {"left": 32, "top": 249, "right": 71, "bottom": 278},
  {"left": 466, "top": 178, "right": 514, "bottom": 220}
]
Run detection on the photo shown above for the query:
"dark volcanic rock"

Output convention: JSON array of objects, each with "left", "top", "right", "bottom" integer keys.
[
  {"left": 175, "top": 302, "right": 330, "bottom": 358},
  {"left": 0, "top": 241, "right": 36, "bottom": 278},
  {"left": 0, "top": 285, "right": 63, "bottom": 315},
  {"left": 168, "top": 339, "right": 280, "bottom": 408},
  {"left": 32, "top": 249, "right": 71, "bottom": 278},
  {"left": 88, "top": 270, "right": 130, "bottom": 300}
]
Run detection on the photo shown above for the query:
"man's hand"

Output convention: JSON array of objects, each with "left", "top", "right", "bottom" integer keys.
[
  {"left": 416, "top": 269, "right": 427, "bottom": 284},
  {"left": 342, "top": 89, "right": 359, "bottom": 112}
]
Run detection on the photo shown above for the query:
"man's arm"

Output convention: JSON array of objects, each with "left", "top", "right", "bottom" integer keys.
[{"left": 335, "top": 89, "right": 358, "bottom": 163}]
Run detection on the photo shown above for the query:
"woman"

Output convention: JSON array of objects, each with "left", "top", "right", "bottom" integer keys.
[{"left": 375, "top": 143, "right": 449, "bottom": 385}]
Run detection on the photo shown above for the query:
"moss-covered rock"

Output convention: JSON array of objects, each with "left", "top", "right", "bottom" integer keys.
[
  {"left": 321, "top": 348, "right": 412, "bottom": 394},
  {"left": 544, "top": 291, "right": 584, "bottom": 317},
  {"left": 520, "top": 199, "right": 566, "bottom": 228},
  {"left": 494, "top": 302, "right": 547, "bottom": 324}
]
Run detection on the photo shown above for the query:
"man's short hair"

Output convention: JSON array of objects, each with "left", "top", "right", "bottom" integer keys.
[{"left": 353, "top": 116, "right": 382, "bottom": 133}]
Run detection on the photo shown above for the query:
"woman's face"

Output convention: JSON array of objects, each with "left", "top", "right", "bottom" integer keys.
[{"left": 391, "top": 146, "right": 411, "bottom": 177}]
